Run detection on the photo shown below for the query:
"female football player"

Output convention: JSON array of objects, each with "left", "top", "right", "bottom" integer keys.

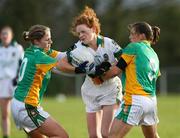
[
  {"left": 0, "top": 26, "right": 24, "bottom": 138},
  {"left": 97, "top": 22, "right": 160, "bottom": 138},
  {"left": 11, "top": 24, "right": 87, "bottom": 138},
  {"left": 63, "top": 6, "right": 123, "bottom": 138}
]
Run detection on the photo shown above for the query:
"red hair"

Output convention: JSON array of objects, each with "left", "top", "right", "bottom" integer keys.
[{"left": 71, "top": 6, "right": 101, "bottom": 36}]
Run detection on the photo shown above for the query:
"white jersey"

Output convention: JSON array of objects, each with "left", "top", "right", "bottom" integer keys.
[
  {"left": 74, "top": 35, "right": 122, "bottom": 86},
  {"left": 0, "top": 41, "right": 24, "bottom": 80},
  {"left": 74, "top": 36, "right": 121, "bottom": 66},
  {"left": 72, "top": 36, "right": 123, "bottom": 112}
]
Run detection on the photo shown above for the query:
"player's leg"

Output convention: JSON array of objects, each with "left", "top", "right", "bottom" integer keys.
[
  {"left": 109, "top": 99, "right": 141, "bottom": 138},
  {"left": 28, "top": 116, "right": 68, "bottom": 138},
  {"left": 142, "top": 124, "right": 159, "bottom": 138},
  {"left": 0, "top": 98, "right": 11, "bottom": 138},
  {"left": 26, "top": 130, "right": 45, "bottom": 138},
  {"left": 11, "top": 98, "right": 68, "bottom": 138},
  {"left": 141, "top": 96, "right": 159, "bottom": 138},
  {"left": 155, "top": 124, "right": 160, "bottom": 138},
  {"left": 141, "top": 125, "right": 156, "bottom": 138},
  {"left": 86, "top": 111, "right": 102, "bottom": 138},
  {"left": 109, "top": 118, "right": 132, "bottom": 138},
  {"left": 101, "top": 105, "right": 115, "bottom": 138}
]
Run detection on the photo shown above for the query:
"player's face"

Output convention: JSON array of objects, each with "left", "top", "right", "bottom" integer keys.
[
  {"left": 0, "top": 28, "right": 13, "bottom": 46},
  {"left": 129, "top": 28, "right": 144, "bottom": 42},
  {"left": 37, "top": 30, "right": 52, "bottom": 50},
  {"left": 76, "top": 24, "right": 96, "bottom": 45}
]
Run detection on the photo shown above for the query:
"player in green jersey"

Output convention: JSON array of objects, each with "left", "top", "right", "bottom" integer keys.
[
  {"left": 11, "top": 24, "right": 87, "bottom": 138},
  {"left": 96, "top": 22, "right": 161, "bottom": 138}
]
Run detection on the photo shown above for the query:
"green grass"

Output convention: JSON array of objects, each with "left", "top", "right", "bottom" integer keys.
[{"left": 1, "top": 95, "right": 180, "bottom": 138}]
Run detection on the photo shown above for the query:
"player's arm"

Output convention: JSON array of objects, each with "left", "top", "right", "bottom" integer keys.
[
  {"left": 50, "top": 45, "right": 84, "bottom": 74},
  {"left": 102, "top": 43, "right": 136, "bottom": 80},
  {"left": 102, "top": 57, "right": 127, "bottom": 80},
  {"left": 56, "top": 56, "right": 88, "bottom": 74},
  {"left": 37, "top": 51, "right": 87, "bottom": 74},
  {"left": 56, "top": 57, "right": 75, "bottom": 73},
  {"left": 51, "top": 52, "right": 76, "bottom": 76}
]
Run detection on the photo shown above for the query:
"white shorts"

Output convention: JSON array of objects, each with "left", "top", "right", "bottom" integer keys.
[
  {"left": 0, "top": 79, "right": 15, "bottom": 98},
  {"left": 11, "top": 98, "right": 50, "bottom": 133},
  {"left": 81, "top": 76, "right": 122, "bottom": 113},
  {"left": 115, "top": 95, "right": 159, "bottom": 126}
]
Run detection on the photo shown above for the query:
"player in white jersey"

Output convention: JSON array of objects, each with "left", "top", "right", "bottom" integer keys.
[
  {"left": 64, "top": 6, "right": 123, "bottom": 138},
  {"left": 0, "top": 26, "right": 24, "bottom": 138}
]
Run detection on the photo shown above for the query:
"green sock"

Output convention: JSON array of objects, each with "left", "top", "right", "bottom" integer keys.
[{"left": 3, "top": 136, "right": 9, "bottom": 138}]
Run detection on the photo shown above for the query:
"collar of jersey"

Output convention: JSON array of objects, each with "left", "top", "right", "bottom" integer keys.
[
  {"left": 142, "top": 40, "right": 151, "bottom": 47},
  {"left": 30, "top": 44, "right": 44, "bottom": 51},
  {"left": 81, "top": 35, "right": 104, "bottom": 47},
  {"left": 0, "top": 40, "right": 17, "bottom": 47},
  {"left": 97, "top": 35, "right": 104, "bottom": 47}
]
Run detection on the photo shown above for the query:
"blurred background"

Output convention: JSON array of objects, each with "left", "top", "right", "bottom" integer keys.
[
  {"left": 1, "top": 0, "right": 180, "bottom": 138},
  {"left": 0, "top": 0, "right": 180, "bottom": 96}
]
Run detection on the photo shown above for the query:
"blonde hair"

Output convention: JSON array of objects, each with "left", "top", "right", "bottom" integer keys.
[{"left": 71, "top": 6, "right": 101, "bottom": 36}]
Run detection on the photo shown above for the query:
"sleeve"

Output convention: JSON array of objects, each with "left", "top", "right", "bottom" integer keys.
[
  {"left": 121, "top": 43, "right": 137, "bottom": 65},
  {"left": 17, "top": 44, "right": 24, "bottom": 60},
  {"left": 116, "top": 57, "right": 127, "bottom": 71},
  {"left": 36, "top": 52, "right": 58, "bottom": 73},
  {"left": 13, "top": 44, "right": 24, "bottom": 81},
  {"left": 52, "top": 67, "right": 76, "bottom": 77},
  {"left": 56, "top": 52, "right": 67, "bottom": 60},
  {"left": 46, "top": 49, "right": 59, "bottom": 58},
  {"left": 66, "top": 44, "right": 77, "bottom": 63},
  {"left": 111, "top": 39, "right": 123, "bottom": 59}
]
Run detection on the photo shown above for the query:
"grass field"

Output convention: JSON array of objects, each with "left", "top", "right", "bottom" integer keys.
[{"left": 1, "top": 95, "right": 180, "bottom": 138}]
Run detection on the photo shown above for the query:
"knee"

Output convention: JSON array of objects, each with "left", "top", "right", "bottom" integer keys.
[
  {"left": 64, "top": 135, "right": 69, "bottom": 138},
  {"left": 89, "top": 133, "right": 99, "bottom": 138},
  {"left": 1, "top": 111, "right": 9, "bottom": 120},
  {"left": 108, "top": 131, "right": 122, "bottom": 138},
  {"left": 145, "top": 134, "right": 156, "bottom": 138},
  {"left": 89, "top": 135, "right": 98, "bottom": 138},
  {"left": 60, "top": 132, "right": 69, "bottom": 138},
  {"left": 56, "top": 134, "right": 69, "bottom": 138},
  {"left": 102, "top": 134, "right": 108, "bottom": 138},
  {"left": 51, "top": 129, "right": 69, "bottom": 138},
  {"left": 101, "top": 131, "right": 108, "bottom": 138},
  {"left": 155, "top": 133, "right": 160, "bottom": 138},
  {"left": 65, "top": 134, "right": 69, "bottom": 138},
  {"left": 1, "top": 114, "right": 8, "bottom": 120}
]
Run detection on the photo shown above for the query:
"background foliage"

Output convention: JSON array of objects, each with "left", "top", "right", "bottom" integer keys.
[{"left": 0, "top": 0, "right": 180, "bottom": 95}]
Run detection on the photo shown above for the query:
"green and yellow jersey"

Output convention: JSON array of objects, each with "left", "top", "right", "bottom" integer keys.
[
  {"left": 120, "top": 41, "right": 160, "bottom": 105},
  {"left": 14, "top": 44, "right": 58, "bottom": 107}
]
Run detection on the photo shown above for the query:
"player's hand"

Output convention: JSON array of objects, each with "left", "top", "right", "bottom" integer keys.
[
  {"left": 95, "top": 61, "right": 111, "bottom": 76},
  {"left": 75, "top": 61, "right": 89, "bottom": 74},
  {"left": 91, "top": 76, "right": 104, "bottom": 85}
]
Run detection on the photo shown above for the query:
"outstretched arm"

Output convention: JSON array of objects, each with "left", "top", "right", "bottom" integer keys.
[
  {"left": 56, "top": 57, "right": 75, "bottom": 73},
  {"left": 56, "top": 56, "right": 88, "bottom": 74}
]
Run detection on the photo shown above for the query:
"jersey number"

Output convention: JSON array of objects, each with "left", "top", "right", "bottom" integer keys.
[
  {"left": 18, "top": 58, "right": 28, "bottom": 82},
  {"left": 148, "top": 58, "right": 157, "bottom": 81}
]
